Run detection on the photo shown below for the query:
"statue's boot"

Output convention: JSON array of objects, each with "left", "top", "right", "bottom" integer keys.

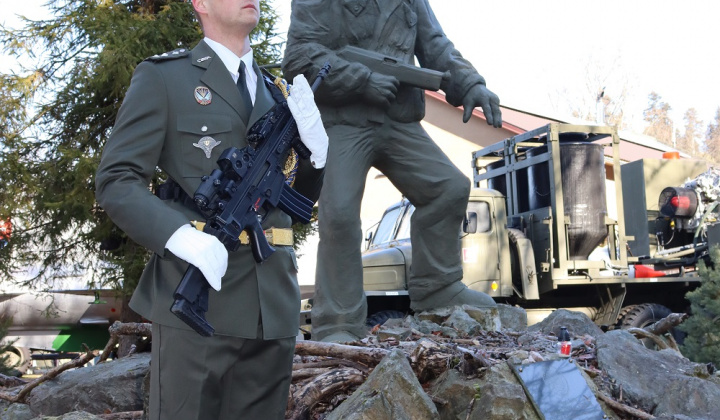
[{"left": 410, "top": 280, "right": 496, "bottom": 312}]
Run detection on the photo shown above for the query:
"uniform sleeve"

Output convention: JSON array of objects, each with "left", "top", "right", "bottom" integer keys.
[
  {"left": 292, "top": 158, "right": 324, "bottom": 204},
  {"left": 413, "top": 0, "right": 486, "bottom": 107},
  {"left": 95, "top": 62, "right": 189, "bottom": 255}
]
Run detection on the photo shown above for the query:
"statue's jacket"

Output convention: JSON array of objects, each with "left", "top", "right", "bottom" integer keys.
[
  {"left": 95, "top": 40, "right": 324, "bottom": 339},
  {"left": 282, "top": 0, "right": 486, "bottom": 126}
]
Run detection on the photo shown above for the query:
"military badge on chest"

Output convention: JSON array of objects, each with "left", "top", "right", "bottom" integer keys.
[
  {"left": 194, "top": 86, "right": 212, "bottom": 106},
  {"left": 193, "top": 136, "right": 221, "bottom": 159}
]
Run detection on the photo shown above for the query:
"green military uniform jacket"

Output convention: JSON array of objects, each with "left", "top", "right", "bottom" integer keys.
[{"left": 96, "top": 40, "right": 323, "bottom": 339}]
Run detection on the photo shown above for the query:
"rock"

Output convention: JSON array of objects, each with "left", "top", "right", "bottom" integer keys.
[
  {"left": 496, "top": 303, "right": 528, "bottom": 332},
  {"left": 429, "top": 361, "right": 541, "bottom": 420},
  {"left": 470, "top": 363, "right": 539, "bottom": 420},
  {"left": 441, "top": 308, "right": 484, "bottom": 336},
  {"left": 597, "top": 330, "right": 720, "bottom": 419},
  {"left": 0, "top": 403, "right": 34, "bottom": 420},
  {"left": 460, "top": 305, "right": 501, "bottom": 332},
  {"left": 326, "top": 349, "right": 439, "bottom": 420},
  {"left": 25, "top": 353, "right": 150, "bottom": 416},
  {"left": 377, "top": 326, "right": 413, "bottom": 342},
  {"left": 414, "top": 305, "right": 501, "bottom": 336},
  {"left": 428, "top": 369, "right": 477, "bottom": 420},
  {"left": 527, "top": 308, "right": 604, "bottom": 338}
]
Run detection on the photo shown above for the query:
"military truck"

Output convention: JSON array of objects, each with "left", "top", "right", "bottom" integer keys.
[{"left": 334, "top": 123, "right": 719, "bottom": 335}]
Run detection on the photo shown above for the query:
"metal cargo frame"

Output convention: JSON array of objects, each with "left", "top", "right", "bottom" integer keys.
[{"left": 472, "top": 123, "right": 630, "bottom": 292}]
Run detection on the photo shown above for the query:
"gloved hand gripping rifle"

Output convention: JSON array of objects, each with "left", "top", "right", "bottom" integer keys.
[{"left": 171, "top": 63, "right": 331, "bottom": 336}]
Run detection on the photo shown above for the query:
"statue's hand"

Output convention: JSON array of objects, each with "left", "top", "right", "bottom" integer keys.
[
  {"left": 462, "top": 84, "right": 502, "bottom": 127},
  {"left": 362, "top": 72, "right": 399, "bottom": 109}
]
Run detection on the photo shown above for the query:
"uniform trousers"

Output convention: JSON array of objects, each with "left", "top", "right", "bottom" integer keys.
[
  {"left": 312, "top": 117, "right": 471, "bottom": 340},
  {"left": 149, "top": 322, "right": 295, "bottom": 420}
]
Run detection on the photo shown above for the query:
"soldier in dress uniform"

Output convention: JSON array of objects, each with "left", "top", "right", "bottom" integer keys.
[
  {"left": 95, "top": 0, "right": 328, "bottom": 419},
  {"left": 282, "top": 0, "right": 503, "bottom": 343}
]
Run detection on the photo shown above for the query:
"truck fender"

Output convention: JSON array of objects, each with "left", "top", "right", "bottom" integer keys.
[{"left": 508, "top": 228, "right": 539, "bottom": 300}]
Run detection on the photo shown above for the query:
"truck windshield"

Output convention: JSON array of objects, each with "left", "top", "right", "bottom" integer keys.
[
  {"left": 396, "top": 205, "right": 415, "bottom": 240},
  {"left": 372, "top": 206, "right": 404, "bottom": 246}
]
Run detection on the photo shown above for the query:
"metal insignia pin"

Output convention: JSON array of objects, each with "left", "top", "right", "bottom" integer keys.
[
  {"left": 194, "top": 86, "right": 212, "bottom": 105},
  {"left": 197, "top": 56, "right": 211, "bottom": 63},
  {"left": 193, "top": 136, "right": 221, "bottom": 159}
]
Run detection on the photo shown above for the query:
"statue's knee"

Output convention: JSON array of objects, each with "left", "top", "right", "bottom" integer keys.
[{"left": 443, "top": 177, "right": 471, "bottom": 205}]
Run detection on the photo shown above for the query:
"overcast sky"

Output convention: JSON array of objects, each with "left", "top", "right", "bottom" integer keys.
[{"left": 4, "top": 0, "right": 719, "bottom": 133}]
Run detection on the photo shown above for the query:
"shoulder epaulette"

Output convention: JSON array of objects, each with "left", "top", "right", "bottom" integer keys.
[{"left": 145, "top": 48, "right": 191, "bottom": 62}]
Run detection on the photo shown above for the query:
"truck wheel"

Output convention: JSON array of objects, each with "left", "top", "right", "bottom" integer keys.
[
  {"left": 614, "top": 305, "right": 637, "bottom": 329},
  {"left": 366, "top": 310, "right": 405, "bottom": 328},
  {"left": 618, "top": 303, "right": 683, "bottom": 348},
  {"left": 2, "top": 346, "right": 31, "bottom": 375}
]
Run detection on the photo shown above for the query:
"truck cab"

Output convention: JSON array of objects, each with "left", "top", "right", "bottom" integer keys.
[{"left": 360, "top": 189, "right": 537, "bottom": 320}]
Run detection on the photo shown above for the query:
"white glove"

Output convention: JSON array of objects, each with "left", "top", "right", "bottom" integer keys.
[
  {"left": 287, "top": 74, "right": 329, "bottom": 169},
  {"left": 165, "top": 224, "right": 228, "bottom": 291}
]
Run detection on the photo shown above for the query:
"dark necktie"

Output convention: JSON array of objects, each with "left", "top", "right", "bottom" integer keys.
[{"left": 237, "top": 61, "right": 253, "bottom": 124}]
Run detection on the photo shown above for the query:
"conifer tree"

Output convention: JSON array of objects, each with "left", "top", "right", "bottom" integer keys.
[
  {"left": 643, "top": 91, "right": 675, "bottom": 146},
  {"left": 679, "top": 247, "right": 720, "bottom": 365},
  {"left": 704, "top": 107, "right": 720, "bottom": 163},
  {"left": 0, "top": 1, "right": 283, "bottom": 314}
]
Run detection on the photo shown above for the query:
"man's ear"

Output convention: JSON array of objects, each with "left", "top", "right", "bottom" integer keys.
[{"left": 192, "top": 0, "right": 207, "bottom": 15}]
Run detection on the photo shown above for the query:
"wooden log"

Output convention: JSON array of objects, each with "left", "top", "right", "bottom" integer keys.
[
  {"left": 294, "top": 341, "right": 390, "bottom": 367},
  {"left": 293, "top": 358, "right": 370, "bottom": 374},
  {"left": 99, "top": 322, "right": 152, "bottom": 363},
  {"left": 292, "top": 367, "right": 333, "bottom": 381},
  {"left": 645, "top": 313, "right": 688, "bottom": 336},
  {"left": 287, "top": 367, "right": 366, "bottom": 420}
]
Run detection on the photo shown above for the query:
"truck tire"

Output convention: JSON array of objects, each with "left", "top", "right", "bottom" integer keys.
[
  {"left": 618, "top": 303, "right": 683, "bottom": 347},
  {"left": 614, "top": 305, "right": 637, "bottom": 329},
  {"left": 366, "top": 310, "right": 405, "bottom": 328},
  {"left": 2, "top": 346, "right": 31, "bottom": 375}
]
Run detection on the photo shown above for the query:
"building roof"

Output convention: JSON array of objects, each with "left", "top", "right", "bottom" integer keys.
[{"left": 424, "top": 90, "right": 690, "bottom": 162}]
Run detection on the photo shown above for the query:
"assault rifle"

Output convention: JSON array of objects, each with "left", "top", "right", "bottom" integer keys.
[
  {"left": 171, "top": 63, "right": 332, "bottom": 336},
  {"left": 337, "top": 45, "right": 445, "bottom": 91}
]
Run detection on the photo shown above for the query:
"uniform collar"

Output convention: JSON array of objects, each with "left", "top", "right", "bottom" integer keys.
[{"left": 203, "top": 37, "right": 257, "bottom": 102}]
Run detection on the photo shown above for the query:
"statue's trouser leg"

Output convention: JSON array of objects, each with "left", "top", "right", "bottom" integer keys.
[
  {"left": 312, "top": 124, "right": 375, "bottom": 341},
  {"left": 374, "top": 121, "right": 471, "bottom": 305}
]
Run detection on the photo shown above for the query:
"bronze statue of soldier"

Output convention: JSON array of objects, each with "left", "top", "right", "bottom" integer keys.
[{"left": 283, "top": 0, "right": 503, "bottom": 343}]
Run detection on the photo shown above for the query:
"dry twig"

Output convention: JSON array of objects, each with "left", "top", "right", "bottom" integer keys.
[
  {"left": 626, "top": 328, "right": 678, "bottom": 352},
  {"left": 596, "top": 391, "right": 656, "bottom": 419}
]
